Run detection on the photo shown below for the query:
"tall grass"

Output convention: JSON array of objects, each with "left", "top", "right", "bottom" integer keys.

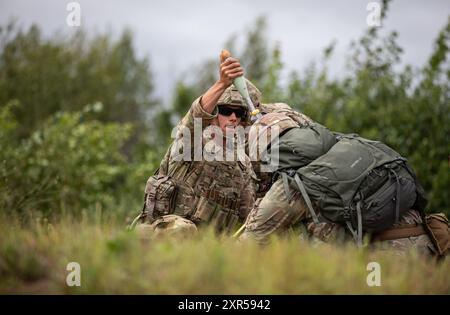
[{"left": 0, "top": 213, "right": 448, "bottom": 294}]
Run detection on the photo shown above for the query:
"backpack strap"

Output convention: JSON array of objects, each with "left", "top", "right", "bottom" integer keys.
[
  {"left": 281, "top": 172, "right": 291, "bottom": 201},
  {"left": 356, "top": 201, "right": 363, "bottom": 247},
  {"left": 404, "top": 161, "right": 428, "bottom": 211},
  {"left": 293, "top": 173, "right": 320, "bottom": 224},
  {"left": 386, "top": 166, "right": 401, "bottom": 224},
  {"left": 345, "top": 221, "right": 358, "bottom": 244}
]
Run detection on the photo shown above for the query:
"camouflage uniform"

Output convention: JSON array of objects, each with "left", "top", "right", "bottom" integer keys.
[
  {"left": 135, "top": 81, "right": 261, "bottom": 235},
  {"left": 305, "top": 209, "right": 437, "bottom": 257},
  {"left": 242, "top": 178, "right": 437, "bottom": 257},
  {"left": 370, "top": 209, "right": 437, "bottom": 256},
  {"left": 240, "top": 104, "right": 438, "bottom": 257},
  {"left": 239, "top": 176, "right": 311, "bottom": 244},
  {"left": 241, "top": 103, "right": 315, "bottom": 244},
  {"left": 249, "top": 102, "right": 314, "bottom": 198}
]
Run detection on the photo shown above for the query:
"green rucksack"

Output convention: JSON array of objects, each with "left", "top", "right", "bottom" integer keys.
[
  {"left": 291, "top": 134, "right": 427, "bottom": 246},
  {"left": 261, "top": 122, "right": 336, "bottom": 172}
]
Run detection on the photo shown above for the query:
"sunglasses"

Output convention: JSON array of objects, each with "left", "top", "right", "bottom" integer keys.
[{"left": 218, "top": 106, "right": 247, "bottom": 119}]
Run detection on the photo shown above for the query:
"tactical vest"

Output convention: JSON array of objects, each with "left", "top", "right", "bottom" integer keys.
[
  {"left": 272, "top": 108, "right": 313, "bottom": 128},
  {"left": 143, "top": 143, "right": 255, "bottom": 234},
  {"left": 252, "top": 112, "right": 300, "bottom": 141},
  {"left": 247, "top": 112, "right": 299, "bottom": 197},
  {"left": 258, "top": 103, "right": 313, "bottom": 127}
]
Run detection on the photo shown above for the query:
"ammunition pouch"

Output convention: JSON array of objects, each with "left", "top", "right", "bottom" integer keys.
[
  {"left": 190, "top": 188, "right": 240, "bottom": 233},
  {"left": 144, "top": 174, "right": 178, "bottom": 222},
  {"left": 425, "top": 213, "right": 450, "bottom": 257}
]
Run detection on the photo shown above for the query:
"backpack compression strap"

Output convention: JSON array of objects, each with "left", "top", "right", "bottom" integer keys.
[
  {"left": 293, "top": 173, "right": 320, "bottom": 224},
  {"left": 291, "top": 172, "right": 363, "bottom": 246},
  {"left": 281, "top": 172, "right": 291, "bottom": 201},
  {"left": 386, "top": 166, "right": 401, "bottom": 224}
]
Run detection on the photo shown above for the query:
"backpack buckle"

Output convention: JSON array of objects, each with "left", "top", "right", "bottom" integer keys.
[
  {"left": 287, "top": 169, "right": 296, "bottom": 177},
  {"left": 342, "top": 207, "right": 351, "bottom": 220}
]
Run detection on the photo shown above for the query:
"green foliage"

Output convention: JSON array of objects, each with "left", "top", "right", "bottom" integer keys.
[
  {"left": 0, "top": 21, "right": 157, "bottom": 152},
  {"left": 0, "top": 218, "right": 449, "bottom": 294},
  {"left": 240, "top": 16, "right": 270, "bottom": 86},
  {"left": 0, "top": 103, "right": 134, "bottom": 218},
  {"left": 0, "top": 22, "right": 161, "bottom": 220}
]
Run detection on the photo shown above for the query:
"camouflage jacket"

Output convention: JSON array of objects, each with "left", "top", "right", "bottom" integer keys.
[
  {"left": 153, "top": 97, "right": 256, "bottom": 233},
  {"left": 248, "top": 103, "right": 314, "bottom": 198}
]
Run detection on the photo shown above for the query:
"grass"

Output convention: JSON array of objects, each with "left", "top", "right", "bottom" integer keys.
[{"left": 0, "top": 213, "right": 449, "bottom": 294}]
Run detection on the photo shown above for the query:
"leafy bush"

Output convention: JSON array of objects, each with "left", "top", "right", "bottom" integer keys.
[{"left": 0, "top": 103, "right": 134, "bottom": 218}]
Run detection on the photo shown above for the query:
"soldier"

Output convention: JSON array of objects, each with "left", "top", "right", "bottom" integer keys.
[
  {"left": 248, "top": 102, "right": 315, "bottom": 199},
  {"left": 132, "top": 56, "right": 261, "bottom": 238},
  {"left": 239, "top": 103, "right": 448, "bottom": 259},
  {"left": 304, "top": 209, "right": 445, "bottom": 258},
  {"left": 240, "top": 102, "right": 323, "bottom": 244}
]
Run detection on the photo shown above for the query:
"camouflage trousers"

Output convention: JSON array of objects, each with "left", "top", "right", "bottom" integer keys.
[
  {"left": 240, "top": 178, "right": 437, "bottom": 257},
  {"left": 370, "top": 209, "right": 437, "bottom": 257},
  {"left": 313, "top": 212, "right": 438, "bottom": 257},
  {"left": 240, "top": 177, "right": 310, "bottom": 244}
]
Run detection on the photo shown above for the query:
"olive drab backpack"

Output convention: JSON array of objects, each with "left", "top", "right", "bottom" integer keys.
[
  {"left": 291, "top": 134, "right": 428, "bottom": 246},
  {"left": 249, "top": 110, "right": 334, "bottom": 197},
  {"left": 251, "top": 111, "right": 338, "bottom": 200},
  {"left": 256, "top": 119, "right": 337, "bottom": 172},
  {"left": 269, "top": 122, "right": 337, "bottom": 172}
]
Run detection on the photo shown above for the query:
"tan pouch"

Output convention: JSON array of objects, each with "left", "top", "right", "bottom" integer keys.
[
  {"left": 144, "top": 174, "right": 178, "bottom": 220},
  {"left": 425, "top": 213, "right": 450, "bottom": 256},
  {"left": 225, "top": 212, "right": 240, "bottom": 234},
  {"left": 212, "top": 206, "right": 229, "bottom": 233},
  {"left": 191, "top": 196, "right": 217, "bottom": 223}
]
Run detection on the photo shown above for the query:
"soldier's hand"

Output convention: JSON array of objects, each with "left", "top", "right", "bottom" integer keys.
[{"left": 219, "top": 57, "right": 244, "bottom": 87}]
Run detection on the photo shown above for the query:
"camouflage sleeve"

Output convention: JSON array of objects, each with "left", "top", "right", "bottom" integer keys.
[
  {"left": 169, "top": 96, "right": 218, "bottom": 162},
  {"left": 158, "top": 143, "right": 172, "bottom": 175},
  {"left": 178, "top": 96, "right": 218, "bottom": 134}
]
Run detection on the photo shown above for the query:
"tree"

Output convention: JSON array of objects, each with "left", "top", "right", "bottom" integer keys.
[{"left": 0, "top": 21, "right": 157, "bottom": 156}]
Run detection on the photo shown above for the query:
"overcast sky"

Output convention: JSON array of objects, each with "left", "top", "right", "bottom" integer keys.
[{"left": 1, "top": 0, "right": 449, "bottom": 104}]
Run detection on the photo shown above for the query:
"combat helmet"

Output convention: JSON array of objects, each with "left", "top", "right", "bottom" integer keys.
[
  {"left": 258, "top": 102, "right": 293, "bottom": 114},
  {"left": 217, "top": 79, "right": 262, "bottom": 109},
  {"left": 135, "top": 214, "right": 198, "bottom": 240}
]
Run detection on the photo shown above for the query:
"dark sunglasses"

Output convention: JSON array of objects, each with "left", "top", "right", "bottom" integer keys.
[{"left": 218, "top": 106, "right": 247, "bottom": 119}]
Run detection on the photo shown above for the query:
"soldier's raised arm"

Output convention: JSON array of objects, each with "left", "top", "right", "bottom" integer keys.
[
  {"left": 200, "top": 57, "right": 243, "bottom": 114},
  {"left": 175, "top": 56, "right": 245, "bottom": 148}
]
